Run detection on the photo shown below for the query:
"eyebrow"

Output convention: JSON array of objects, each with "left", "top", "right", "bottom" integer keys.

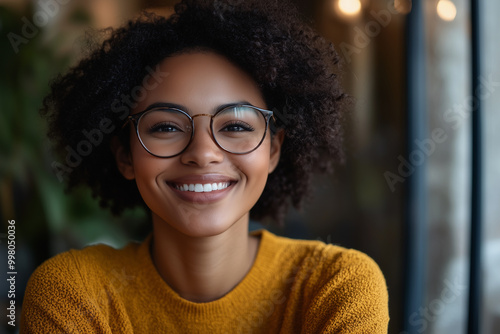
[{"left": 141, "top": 101, "right": 253, "bottom": 114}]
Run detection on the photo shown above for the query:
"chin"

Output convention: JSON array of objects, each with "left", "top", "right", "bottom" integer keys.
[
  {"left": 171, "top": 213, "right": 243, "bottom": 238},
  {"left": 152, "top": 203, "right": 251, "bottom": 238}
]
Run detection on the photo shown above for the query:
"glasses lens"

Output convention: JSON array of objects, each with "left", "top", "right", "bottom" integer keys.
[
  {"left": 137, "top": 109, "right": 192, "bottom": 157},
  {"left": 213, "top": 106, "right": 267, "bottom": 154}
]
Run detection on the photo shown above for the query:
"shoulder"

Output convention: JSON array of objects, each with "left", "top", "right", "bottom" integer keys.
[
  {"left": 20, "top": 240, "right": 144, "bottom": 332},
  {"left": 308, "top": 244, "right": 388, "bottom": 309},
  {"left": 320, "top": 244, "right": 387, "bottom": 288},
  {"left": 302, "top": 244, "right": 389, "bottom": 333},
  {"left": 28, "top": 240, "right": 142, "bottom": 283},
  {"left": 258, "top": 229, "right": 384, "bottom": 282},
  {"left": 22, "top": 240, "right": 142, "bottom": 307},
  {"left": 27, "top": 238, "right": 147, "bottom": 302},
  {"left": 255, "top": 230, "right": 389, "bottom": 333}
]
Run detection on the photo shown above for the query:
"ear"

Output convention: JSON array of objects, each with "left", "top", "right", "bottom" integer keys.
[
  {"left": 268, "top": 129, "right": 284, "bottom": 173},
  {"left": 110, "top": 136, "right": 135, "bottom": 180}
]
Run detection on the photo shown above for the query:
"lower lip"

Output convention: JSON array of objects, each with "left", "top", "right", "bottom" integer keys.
[{"left": 167, "top": 182, "right": 236, "bottom": 204}]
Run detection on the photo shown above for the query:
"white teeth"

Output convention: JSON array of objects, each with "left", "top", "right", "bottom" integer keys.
[{"left": 174, "top": 182, "right": 231, "bottom": 192}]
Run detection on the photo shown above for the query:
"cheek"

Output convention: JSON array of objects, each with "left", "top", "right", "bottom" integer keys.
[
  {"left": 128, "top": 144, "right": 174, "bottom": 214},
  {"left": 237, "top": 144, "right": 272, "bottom": 189},
  {"left": 129, "top": 137, "right": 166, "bottom": 184}
]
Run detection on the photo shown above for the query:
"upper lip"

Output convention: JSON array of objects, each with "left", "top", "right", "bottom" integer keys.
[{"left": 167, "top": 174, "right": 238, "bottom": 185}]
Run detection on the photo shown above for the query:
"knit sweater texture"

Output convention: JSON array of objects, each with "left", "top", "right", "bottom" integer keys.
[{"left": 20, "top": 229, "right": 389, "bottom": 333}]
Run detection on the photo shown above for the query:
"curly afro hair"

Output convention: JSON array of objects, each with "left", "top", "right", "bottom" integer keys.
[{"left": 42, "top": 0, "right": 347, "bottom": 224}]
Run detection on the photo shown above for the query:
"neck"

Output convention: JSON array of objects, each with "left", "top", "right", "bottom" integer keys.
[{"left": 151, "top": 213, "right": 260, "bottom": 303}]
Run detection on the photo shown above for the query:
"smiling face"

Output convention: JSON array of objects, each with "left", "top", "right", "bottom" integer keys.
[{"left": 113, "top": 51, "right": 283, "bottom": 237}]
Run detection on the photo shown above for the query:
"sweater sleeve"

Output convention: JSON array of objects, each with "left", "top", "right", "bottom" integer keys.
[
  {"left": 302, "top": 249, "right": 389, "bottom": 334},
  {"left": 20, "top": 251, "right": 112, "bottom": 334}
]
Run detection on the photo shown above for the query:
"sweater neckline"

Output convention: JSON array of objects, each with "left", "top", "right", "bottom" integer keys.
[{"left": 136, "top": 228, "right": 276, "bottom": 309}]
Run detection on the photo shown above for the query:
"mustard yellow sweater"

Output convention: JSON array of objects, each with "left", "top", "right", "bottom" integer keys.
[{"left": 21, "top": 229, "right": 389, "bottom": 333}]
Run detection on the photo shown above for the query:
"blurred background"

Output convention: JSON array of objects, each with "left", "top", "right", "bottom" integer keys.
[{"left": 0, "top": 0, "right": 499, "bottom": 333}]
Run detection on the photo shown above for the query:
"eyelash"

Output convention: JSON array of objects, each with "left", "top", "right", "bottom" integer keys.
[
  {"left": 146, "top": 119, "right": 255, "bottom": 134},
  {"left": 219, "top": 121, "right": 255, "bottom": 132},
  {"left": 148, "top": 122, "right": 183, "bottom": 133}
]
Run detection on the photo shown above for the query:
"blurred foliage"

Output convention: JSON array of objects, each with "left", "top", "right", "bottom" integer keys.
[{"left": 0, "top": 5, "right": 149, "bottom": 264}]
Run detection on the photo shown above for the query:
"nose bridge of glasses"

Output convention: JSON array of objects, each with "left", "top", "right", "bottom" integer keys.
[
  {"left": 191, "top": 113, "right": 214, "bottom": 122},
  {"left": 190, "top": 113, "right": 215, "bottom": 133},
  {"left": 188, "top": 113, "right": 217, "bottom": 145}
]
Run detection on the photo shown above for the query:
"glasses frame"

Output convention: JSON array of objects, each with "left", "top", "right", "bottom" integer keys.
[{"left": 124, "top": 104, "right": 275, "bottom": 158}]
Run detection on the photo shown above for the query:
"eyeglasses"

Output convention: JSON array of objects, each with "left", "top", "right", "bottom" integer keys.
[{"left": 125, "top": 104, "right": 275, "bottom": 158}]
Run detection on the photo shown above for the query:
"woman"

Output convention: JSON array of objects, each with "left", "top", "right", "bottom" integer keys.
[{"left": 21, "top": 0, "right": 389, "bottom": 332}]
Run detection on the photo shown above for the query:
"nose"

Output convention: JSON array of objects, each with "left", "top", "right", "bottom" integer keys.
[{"left": 179, "top": 115, "right": 224, "bottom": 167}]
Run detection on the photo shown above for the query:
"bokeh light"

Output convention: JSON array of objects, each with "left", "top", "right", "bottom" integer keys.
[
  {"left": 337, "top": 0, "right": 362, "bottom": 17},
  {"left": 437, "top": 0, "right": 457, "bottom": 21}
]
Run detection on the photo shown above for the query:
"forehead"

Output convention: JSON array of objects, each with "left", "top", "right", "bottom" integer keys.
[{"left": 135, "top": 51, "right": 266, "bottom": 114}]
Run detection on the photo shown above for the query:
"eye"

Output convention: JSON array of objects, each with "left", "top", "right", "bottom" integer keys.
[
  {"left": 220, "top": 121, "right": 255, "bottom": 132},
  {"left": 148, "top": 122, "right": 183, "bottom": 134}
]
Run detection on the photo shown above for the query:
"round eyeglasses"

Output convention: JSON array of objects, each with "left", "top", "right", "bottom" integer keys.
[{"left": 124, "top": 104, "right": 275, "bottom": 158}]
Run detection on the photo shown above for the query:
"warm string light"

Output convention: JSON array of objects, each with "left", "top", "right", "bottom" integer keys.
[
  {"left": 333, "top": 0, "right": 414, "bottom": 19},
  {"left": 337, "top": 0, "right": 362, "bottom": 17},
  {"left": 437, "top": 0, "right": 457, "bottom": 22}
]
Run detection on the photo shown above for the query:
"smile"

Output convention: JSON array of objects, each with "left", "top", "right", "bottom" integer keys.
[{"left": 173, "top": 182, "right": 231, "bottom": 193}]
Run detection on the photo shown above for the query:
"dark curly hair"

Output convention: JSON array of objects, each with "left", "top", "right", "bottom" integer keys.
[{"left": 42, "top": 0, "right": 347, "bottom": 223}]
